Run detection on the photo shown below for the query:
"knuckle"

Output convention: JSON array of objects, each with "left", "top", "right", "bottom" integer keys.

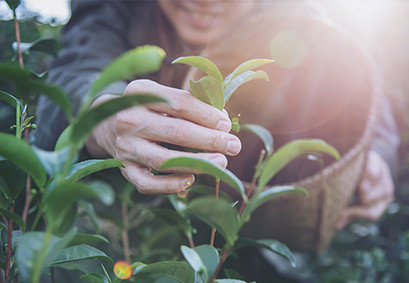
[
  {"left": 168, "top": 91, "right": 188, "bottom": 112},
  {"left": 150, "top": 152, "right": 167, "bottom": 170},
  {"left": 125, "top": 79, "right": 158, "bottom": 94},
  {"left": 167, "top": 124, "right": 187, "bottom": 144},
  {"left": 209, "top": 133, "right": 220, "bottom": 151}
]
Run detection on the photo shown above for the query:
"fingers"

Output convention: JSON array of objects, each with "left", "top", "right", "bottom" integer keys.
[
  {"left": 335, "top": 150, "right": 395, "bottom": 230},
  {"left": 118, "top": 138, "right": 228, "bottom": 172},
  {"left": 125, "top": 79, "right": 232, "bottom": 132},
  {"left": 120, "top": 161, "right": 195, "bottom": 194}
]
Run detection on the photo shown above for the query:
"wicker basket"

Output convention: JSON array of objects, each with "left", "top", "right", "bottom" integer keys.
[{"left": 241, "top": 84, "right": 383, "bottom": 253}]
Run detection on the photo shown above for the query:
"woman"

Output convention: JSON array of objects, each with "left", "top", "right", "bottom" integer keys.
[{"left": 35, "top": 0, "right": 397, "bottom": 260}]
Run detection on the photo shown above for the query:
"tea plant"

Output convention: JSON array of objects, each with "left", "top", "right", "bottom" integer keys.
[
  {"left": 124, "top": 57, "right": 340, "bottom": 282},
  {"left": 0, "top": 2, "right": 341, "bottom": 282}
]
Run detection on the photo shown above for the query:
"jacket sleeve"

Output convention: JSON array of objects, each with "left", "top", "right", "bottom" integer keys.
[{"left": 34, "top": 0, "right": 133, "bottom": 150}]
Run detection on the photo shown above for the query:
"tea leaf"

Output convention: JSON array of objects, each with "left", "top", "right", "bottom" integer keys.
[
  {"left": 71, "top": 94, "right": 167, "bottom": 146},
  {"left": 190, "top": 76, "right": 224, "bottom": 110},
  {"left": 132, "top": 261, "right": 195, "bottom": 282},
  {"left": 52, "top": 244, "right": 112, "bottom": 265},
  {"left": 68, "top": 234, "right": 109, "bottom": 247},
  {"left": 181, "top": 245, "right": 205, "bottom": 273},
  {"left": 258, "top": 139, "right": 340, "bottom": 189},
  {"left": 66, "top": 159, "right": 124, "bottom": 182},
  {"left": 240, "top": 123, "right": 273, "bottom": 154},
  {"left": 173, "top": 56, "right": 223, "bottom": 83},
  {"left": 0, "top": 160, "right": 27, "bottom": 201},
  {"left": 188, "top": 197, "right": 240, "bottom": 246},
  {"left": 159, "top": 157, "right": 246, "bottom": 201},
  {"left": 79, "top": 273, "right": 108, "bottom": 283},
  {"left": 0, "top": 90, "right": 23, "bottom": 110},
  {"left": 214, "top": 280, "right": 248, "bottom": 283},
  {"left": 89, "top": 45, "right": 165, "bottom": 101},
  {"left": 223, "top": 58, "right": 273, "bottom": 87},
  {"left": 223, "top": 70, "right": 269, "bottom": 104},
  {"left": 5, "top": 0, "right": 20, "bottom": 11},
  {"left": 148, "top": 209, "right": 194, "bottom": 239},
  {"left": 32, "top": 146, "right": 70, "bottom": 178},
  {"left": 12, "top": 37, "right": 60, "bottom": 57},
  {"left": 0, "top": 64, "right": 72, "bottom": 119},
  {"left": 0, "top": 207, "right": 25, "bottom": 232},
  {"left": 234, "top": 238, "right": 295, "bottom": 267},
  {"left": 247, "top": 186, "right": 308, "bottom": 215},
  {"left": 54, "top": 124, "right": 72, "bottom": 151},
  {"left": 45, "top": 181, "right": 114, "bottom": 230},
  {"left": 0, "top": 133, "right": 46, "bottom": 188},
  {"left": 16, "top": 229, "right": 76, "bottom": 282},
  {"left": 194, "top": 245, "right": 219, "bottom": 278},
  {"left": 77, "top": 200, "right": 101, "bottom": 234}
]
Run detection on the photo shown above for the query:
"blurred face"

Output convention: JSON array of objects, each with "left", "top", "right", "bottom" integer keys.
[{"left": 158, "top": 0, "right": 255, "bottom": 48}]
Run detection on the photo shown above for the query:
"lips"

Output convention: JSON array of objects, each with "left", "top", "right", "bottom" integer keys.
[{"left": 178, "top": 2, "right": 224, "bottom": 28}]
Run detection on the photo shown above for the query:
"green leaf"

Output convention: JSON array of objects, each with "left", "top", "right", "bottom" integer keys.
[
  {"left": 132, "top": 261, "right": 195, "bottom": 283},
  {"left": 194, "top": 245, "right": 219, "bottom": 278},
  {"left": 0, "top": 90, "right": 23, "bottom": 110},
  {"left": 89, "top": 45, "right": 165, "bottom": 101},
  {"left": 52, "top": 244, "right": 112, "bottom": 265},
  {"left": 214, "top": 279, "right": 248, "bottom": 283},
  {"left": 148, "top": 209, "right": 193, "bottom": 239},
  {"left": 188, "top": 197, "right": 240, "bottom": 246},
  {"left": 190, "top": 76, "right": 224, "bottom": 110},
  {"left": 45, "top": 181, "right": 114, "bottom": 230},
  {"left": 223, "top": 70, "right": 269, "bottom": 104},
  {"left": 32, "top": 146, "right": 70, "bottom": 178},
  {"left": 0, "top": 63, "right": 72, "bottom": 119},
  {"left": 77, "top": 200, "right": 101, "bottom": 234},
  {"left": 234, "top": 238, "right": 296, "bottom": 267},
  {"left": 0, "top": 160, "right": 27, "bottom": 201},
  {"left": 54, "top": 124, "right": 73, "bottom": 151},
  {"left": 223, "top": 58, "right": 273, "bottom": 87},
  {"left": 16, "top": 229, "right": 76, "bottom": 282},
  {"left": 5, "top": 0, "right": 20, "bottom": 10},
  {"left": 71, "top": 94, "right": 167, "bottom": 146},
  {"left": 0, "top": 207, "right": 25, "bottom": 232},
  {"left": 181, "top": 245, "right": 205, "bottom": 273},
  {"left": 66, "top": 159, "right": 124, "bottom": 182},
  {"left": 246, "top": 186, "right": 308, "bottom": 216},
  {"left": 240, "top": 124, "right": 273, "bottom": 154},
  {"left": 258, "top": 139, "right": 340, "bottom": 189},
  {"left": 80, "top": 273, "right": 109, "bottom": 283},
  {"left": 13, "top": 37, "right": 60, "bottom": 57},
  {"left": 159, "top": 157, "right": 246, "bottom": 201},
  {"left": 0, "top": 133, "right": 46, "bottom": 188},
  {"left": 172, "top": 56, "right": 223, "bottom": 83},
  {"left": 68, "top": 234, "right": 109, "bottom": 247}
]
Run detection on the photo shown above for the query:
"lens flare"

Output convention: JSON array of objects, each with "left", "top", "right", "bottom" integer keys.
[
  {"left": 177, "top": 188, "right": 189, "bottom": 198},
  {"left": 114, "top": 261, "right": 132, "bottom": 280}
]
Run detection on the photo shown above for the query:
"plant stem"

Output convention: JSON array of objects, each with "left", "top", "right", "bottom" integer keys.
[
  {"left": 210, "top": 179, "right": 220, "bottom": 247},
  {"left": 121, "top": 203, "right": 131, "bottom": 264},
  {"left": 13, "top": 15, "right": 24, "bottom": 68},
  {"left": 188, "top": 236, "right": 195, "bottom": 248},
  {"left": 31, "top": 229, "right": 53, "bottom": 283},
  {"left": 209, "top": 248, "right": 230, "bottom": 283},
  {"left": 5, "top": 205, "right": 14, "bottom": 283},
  {"left": 238, "top": 176, "right": 257, "bottom": 216}
]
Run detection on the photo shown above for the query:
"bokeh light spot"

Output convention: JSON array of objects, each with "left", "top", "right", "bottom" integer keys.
[
  {"left": 270, "top": 30, "right": 308, "bottom": 68},
  {"left": 114, "top": 261, "right": 132, "bottom": 280}
]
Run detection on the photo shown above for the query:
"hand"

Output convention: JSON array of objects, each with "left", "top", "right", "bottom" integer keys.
[
  {"left": 86, "top": 79, "right": 241, "bottom": 194},
  {"left": 335, "top": 150, "right": 394, "bottom": 229}
]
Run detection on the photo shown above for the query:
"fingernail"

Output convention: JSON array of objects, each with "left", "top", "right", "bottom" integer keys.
[
  {"left": 182, "top": 176, "right": 195, "bottom": 189},
  {"left": 216, "top": 120, "right": 231, "bottom": 132},
  {"left": 211, "top": 155, "right": 227, "bottom": 168},
  {"left": 226, "top": 140, "right": 241, "bottom": 155}
]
